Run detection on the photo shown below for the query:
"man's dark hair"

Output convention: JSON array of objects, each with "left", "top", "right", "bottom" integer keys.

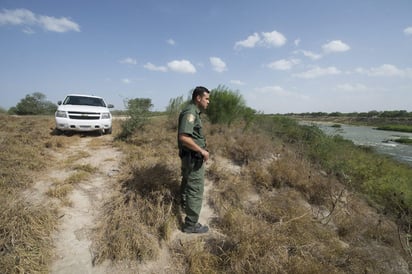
[{"left": 192, "top": 86, "right": 210, "bottom": 101}]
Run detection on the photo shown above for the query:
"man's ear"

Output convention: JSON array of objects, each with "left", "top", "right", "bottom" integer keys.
[{"left": 195, "top": 95, "right": 201, "bottom": 103}]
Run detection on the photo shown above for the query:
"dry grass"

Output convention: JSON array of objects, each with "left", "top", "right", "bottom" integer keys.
[
  {"left": 91, "top": 116, "right": 410, "bottom": 273},
  {"left": 0, "top": 195, "right": 57, "bottom": 273},
  {"left": 169, "top": 118, "right": 410, "bottom": 273},
  {"left": 92, "top": 192, "right": 160, "bottom": 264},
  {"left": 0, "top": 115, "right": 59, "bottom": 273},
  {"left": 46, "top": 167, "right": 94, "bottom": 206},
  {"left": 0, "top": 115, "right": 106, "bottom": 272},
  {"left": 92, "top": 118, "right": 182, "bottom": 264},
  {"left": 2, "top": 114, "right": 410, "bottom": 273},
  {"left": 0, "top": 115, "right": 53, "bottom": 190}
]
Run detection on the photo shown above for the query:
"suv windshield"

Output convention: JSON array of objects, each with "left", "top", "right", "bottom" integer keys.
[{"left": 63, "top": 96, "right": 106, "bottom": 107}]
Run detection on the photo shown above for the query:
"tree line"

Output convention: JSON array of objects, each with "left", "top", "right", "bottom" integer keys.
[
  {"left": 2, "top": 89, "right": 410, "bottom": 121},
  {"left": 288, "top": 110, "right": 412, "bottom": 118}
]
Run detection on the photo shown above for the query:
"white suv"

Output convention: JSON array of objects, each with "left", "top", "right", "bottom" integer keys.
[{"left": 55, "top": 94, "right": 114, "bottom": 134}]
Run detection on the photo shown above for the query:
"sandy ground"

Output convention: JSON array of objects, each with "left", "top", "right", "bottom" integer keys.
[
  {"left": 49, "top": 136, "right": 122, "bottom": 273},
  {"left": 26, "top": 134, "right": 220, "bottom": 273}
]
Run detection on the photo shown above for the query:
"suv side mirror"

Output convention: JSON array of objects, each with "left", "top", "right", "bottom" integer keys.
[
  {"left": 107, "top": 104, "right": 114, "bottom": 108},
  {"left": 57, "top": 101, "right": 62, "bottom": 105}
]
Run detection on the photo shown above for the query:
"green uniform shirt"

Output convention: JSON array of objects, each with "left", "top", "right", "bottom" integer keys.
[{"left": 178, "top": 102, "right": 206, "bottom": 151}]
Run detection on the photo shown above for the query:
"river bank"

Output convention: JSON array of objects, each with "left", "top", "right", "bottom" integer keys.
[
  {"left": 299, "top": 120, "right": 412, "bottom": 166},
  {"left": 291, "top": 115, "right": 412, "bottom": 129}
]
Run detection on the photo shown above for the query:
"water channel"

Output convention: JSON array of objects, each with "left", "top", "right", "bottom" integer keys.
[{"left": 301, "top": 121, "right": 412, "bottom": 166}]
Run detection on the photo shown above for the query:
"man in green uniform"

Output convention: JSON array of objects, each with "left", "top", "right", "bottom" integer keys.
[{"left": 178, "top": 86, "right": 210, "bottom": 233}]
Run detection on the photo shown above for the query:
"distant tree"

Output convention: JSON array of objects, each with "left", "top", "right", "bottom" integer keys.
[
  {"left": 310, "top": 112, "right": 328, "bottom": 117},
  {"left": 0, "top": 107, "right": 6, "bottom": 114},
  {"left": 118, "top": 98, "right": 153, "bottom": 140},
  {"left": 328, "top": 112, "right": 342, "bottom": 117},
  {"left": 365, "top": 110, "right": 380, "bottom": 117},
  {"left": 206, "top": 85, "right": 254, "bottom": 126},
  {"left": 15, "top": 92, "right": 57, "bottom": 115},
  {"left": 7, "top": 107, "right": 17, "bottom": 115},
  {"left": 381, "top": 110, "right": 410, "bottom": 118}
]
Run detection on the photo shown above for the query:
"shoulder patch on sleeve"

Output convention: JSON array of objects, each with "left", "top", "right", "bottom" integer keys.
[{"left": 187, "top": 114, "right": 195, "bottom": 123}]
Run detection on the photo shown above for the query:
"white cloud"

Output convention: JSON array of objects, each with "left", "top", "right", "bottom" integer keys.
[
  {"left": 119, "top": 57, "right": 137, "bottom": 65},
  {"left": 22, "top": 27, "right": 35, "bottom": 34},
  {"left": 299, "top": 50, "right": 322, "bottom": 60},
  {"left": 355, "top": 64, "right": 412, "bottom": 77},
  {"left": 234, "top": 32, "right": 260, "bottom": 49},
  {"left": 0, "top": 8, "right": 36, "bottom": 25},
  {"left": 0, "top": 8, "right": 80, "bottom": 33},
  {"left": 122, "top": 78, "right": 131, "bottom": 84},
  {"left": 322, "top": 40, "right": 350, "bottom": 53},
  {"left": 261, "top": 30, "right": 287, "bottom": 47},
  {"left": 167, "top": 38, "right": 176, "bottom": 45},
  {"left": 38, "top": 15, "right": 80, "bottom": 32},
  {"left": 294, "top": 66, "right": 341, "bottom": 79},
  {"left": 404, "top": 26, "right": 412, "bottom": 36},
  {"left": 167, "top": 60, "right": 196, "bottom": 74},
  {"left": 294, "top": 38, "right": 301, "bottom": 46},
  {"left": 255, "top": 85, "right": 309, "bottom": 100},
  {"left": 209, "top": 57, "right": 227, "bottom": 72},
  {"left": 234, "top": 30, "right": 286, "bottom": 49},
  {"left": 267, "top": 58, "right": 300, "bottom": 70},
  {"left": 230, "top": 80, "right": 245, "bottom": 85},
  {"left": 336, "top": 83, "right": 369, "bottom": 92},
  {"left": 144, "top": 62, "right": 167, "bottom": 72}
]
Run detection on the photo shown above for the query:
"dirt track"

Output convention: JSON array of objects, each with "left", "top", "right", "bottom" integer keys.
[
  {"left": 48, "top": 136, "right": 122, "bottom": 273},
  {"left": 26, "top": 134, "right": 217, "bottom": 273}
]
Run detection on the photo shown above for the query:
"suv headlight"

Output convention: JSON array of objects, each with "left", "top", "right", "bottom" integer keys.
[
  {"left": 55, "top": 110, "right": 67, "bottom": 118},
  {"left": 101, "top": 112, "right": 111, "bottom": 119}
]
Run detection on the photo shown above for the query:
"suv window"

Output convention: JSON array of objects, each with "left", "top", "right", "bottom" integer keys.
[{"left": 63, "top": 96, "right": 106, "bottom": 107}]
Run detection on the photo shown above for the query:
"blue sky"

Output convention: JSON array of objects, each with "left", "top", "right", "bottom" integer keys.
[{"left": 1, "top": 0, "right": 411, "bottom": 113}]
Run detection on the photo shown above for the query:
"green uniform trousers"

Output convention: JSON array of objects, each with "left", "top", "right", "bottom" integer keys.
[{"left": 180, "top": 154, "right": 205, "bottom": 226}]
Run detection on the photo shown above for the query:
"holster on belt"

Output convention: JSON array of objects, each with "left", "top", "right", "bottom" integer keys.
[{"left": 179, "top": 148, "right": 204, "bottom": 169}]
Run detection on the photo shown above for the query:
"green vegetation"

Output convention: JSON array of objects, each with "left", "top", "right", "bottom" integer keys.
[
  {"left": 290, "top": 109, "right": 412, "bottom": 128},
  {"left": 117, "top": 98, "right": 153, "bottom": 140},
  {"left": 165, "top": 95, "right": 186, "bottom": 130},
  {"left": 292, "top": 109, "right": 412, "bottom": 119},
  {"left": 9, "top": 92, "right": 57, "bottom": 115},
  {"left": 376, "top": 125, "right": 412, "bottom": 133},
  {"left": 394, "top": 137, "right": 412, "bottom": 145},
  {"left": 206, "top": 85, "right": 256, "bottom": 127}
]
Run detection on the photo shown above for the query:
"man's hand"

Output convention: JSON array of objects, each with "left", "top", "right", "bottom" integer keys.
[
  {"left": 179, "top": 133, "right": 209, "bottom": 161},
  {"left": 200, "top": 149, "right": 209, "bottom": 162}
]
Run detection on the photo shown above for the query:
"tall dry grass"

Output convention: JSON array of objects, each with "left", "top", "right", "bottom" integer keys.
[
  {"left": 92, "top": 116, "right": 410, "bottom": 273},
  {"left": 3, "top": 114, "right": 408, "bottom": 272},
  {"left": 0, "top": 114, "right": 104, "bottom": 272},
  {"left": 0, "top": 115, "right": 63, "bottom": 273},
  {"left": 92, "top": 118, "right": 182, "bottom": 264}
]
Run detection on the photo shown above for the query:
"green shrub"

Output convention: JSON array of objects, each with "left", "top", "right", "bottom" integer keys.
[
  {"left": 14, "top": 92, "right": 57, "bottom": 115},
  {"left": 165, "top": 95, "right": 187, "bottom": 130},
  {"left": 118, "top": 98, "right": 153, "bottom": 140},
  {"left": 206, "top": 85, "right": 255, "bottom": 126}
]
